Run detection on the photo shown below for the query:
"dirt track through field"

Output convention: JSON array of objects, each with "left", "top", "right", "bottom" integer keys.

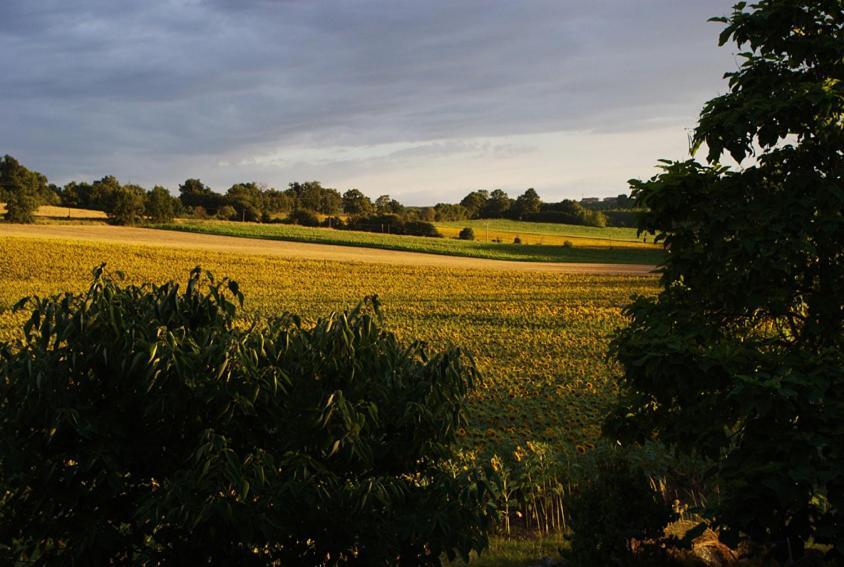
[{"left": 0, "top": 224, "right": 657, "bottom": 274}]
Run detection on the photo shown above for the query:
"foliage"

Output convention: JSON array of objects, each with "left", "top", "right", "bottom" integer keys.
[
  {"left": 4, "top": 191, "right": 39, "bottom": 223},
  {"left": 286, "top": 181, "right": 342, "bottom": 214},
  {"left": 108, "top": 184, "right": 146, "bottom": 225},
  {"left": 459, "top": 190, "right": 489, "bottom": 218},
  {"left": 481, "top": 189, "right": 513, "bottom": 218},
  {"left": 342, "top": 188, "right": 374, "bottom": 215},
  {"left": 178, "top": 178, "right": 227, "bottom": 215},
  {"left": 0, "top": 266, "right": 489, "bottom": 565},
  {"left": 286, "top": 208, "right": 321, "bottom": 227},
  {"left": 602, "top": 209, "right": 642, "bottom": 228},
  {"left": 458, "top": 227, "right": 475, "bottom": 240},
  {"left": 434, "top": 203, "right": 470, "bottom": 221},
  {"left": 607, "top": 0, "right": 844, "bottom": 559},
  {"left": 567, "top": 450, "right": 676, "bottom": 566},
  {"left": 375, "top": 194, "right": 405, "bottom": 215},
  {"left": 144, "top": 185, "right": 178, "bottom": 223},
  {"left": 216, "top": 204, "right": 238, "bottom": 220},
  {"left": 343, "top": 214, "right": 442, "bottom": 238},
  {"left": 0, "top": 155, "right": 50, "bottom": 223},
  {"left": 510, "top": 188, "right": 542, "bottom": 219},
  {"left": 225, "top": 182, "right": 264, "bottom": 221},
  {"left": 528, "top": 201, "right": 607, "bottom": 227}
]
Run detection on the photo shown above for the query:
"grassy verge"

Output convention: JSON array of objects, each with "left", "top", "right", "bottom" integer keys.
[{"left": 154, "top": 220, "right": 663, "bottom": 265}]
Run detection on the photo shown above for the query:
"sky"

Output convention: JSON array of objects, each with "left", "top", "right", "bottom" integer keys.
[{"left": 1, "top": 0, "right": 739, "bottom": 205}]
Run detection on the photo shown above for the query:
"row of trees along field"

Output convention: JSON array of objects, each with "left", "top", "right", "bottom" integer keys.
[{"left": 2, "top": 156, "right": 616, "bottom": 229}]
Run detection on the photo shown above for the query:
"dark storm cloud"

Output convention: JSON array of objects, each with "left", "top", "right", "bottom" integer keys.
[{"left": 1, "top": 0, "right": 737, "bottom": 191}]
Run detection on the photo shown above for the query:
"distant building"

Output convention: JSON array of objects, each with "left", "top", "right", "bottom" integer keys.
[{"left": 581, "top": 197, "right": 600, "bottom": 204}]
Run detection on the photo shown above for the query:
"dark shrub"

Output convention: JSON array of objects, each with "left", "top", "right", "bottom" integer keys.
[
  {"left": 0, "top": 267, "right": 489, "bottom": 565},
  {"left": 563, "top": 240, "right": 574, "bottom": 248},
  {"left": 458, "top": 227, "right": 475, "bottom": 241},
  {"left": 286, "top": 208, "right": 321, "bottom": 227},
  {"left": 343, "top": 214, "right": 442, "bottom": 238},
  {"left": 402, "top": 220, "right": 441, "bottom": 238},
  {"left": 513, "top": 236, "right": 521, "bottom": 244},
  {"left": 568, "top": 452, "right": 675, "bottom": 566}
]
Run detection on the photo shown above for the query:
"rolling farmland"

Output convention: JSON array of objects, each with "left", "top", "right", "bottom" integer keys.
[{"left": 0, "top": 234, "right": 658, "bottom": 454}]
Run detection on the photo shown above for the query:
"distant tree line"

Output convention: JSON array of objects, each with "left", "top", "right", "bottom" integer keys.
[
  {"left": 431, "top": 188, "right": 609, "bottom": 227},
  {"left": 1, "top": 155, "right": 182, "bottom": 225},
  {"left": 3, "top": 153, "right": 628, "bottom": 230}
]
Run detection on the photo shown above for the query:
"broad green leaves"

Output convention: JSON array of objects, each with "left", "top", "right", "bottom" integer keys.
[
  {"left": 0, "top": 267, "right": 488, "bottom": 565},
  {"left": 609, "top": 0, "right": 844, "bottom": 559}
]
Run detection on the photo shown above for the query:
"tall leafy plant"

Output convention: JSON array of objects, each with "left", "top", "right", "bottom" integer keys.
[
  {"left": 607, "top": 0, "right": 843, "bottom": 558},
  {"left": 0, "top": 266, "right": 488, "bottom": 565}
]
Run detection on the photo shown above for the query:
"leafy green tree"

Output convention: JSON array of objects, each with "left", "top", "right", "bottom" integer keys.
[
  {"left": 510, "top": 188, "right": 542, "bottom": 219},
  {"left": 434, "top": 203, "right": 469, "bottom": 221},
  {"left": 285, "top": 181, "right": 342, "bottom": 214},
  {"left": 375, "top": 194, "right": 393, "bottom": 214},
  {"left": 179, "top": 178, "right": 225, "bottom": 215},
  {"left": 373, "top": 194, "right": 405, "bottom": 215},
  {"left": 481, "top": 189, "right": 512, "bottom": 218},
  {"left": 319, "top": 187, "right": 343, "bottom": 214},
  {"left": 606, "top": 0, "right": 844, "bottom": 558},
  {"left": 59, "top": 181, "right": 94, "bottom": 209},
  {"left": 108, "top": 184, "right": 146, "bottom": 225},
  {"left": 460, "top": 190, "right": 489, "bottom": 218},
  {"left": 226, "top": 182, "right": 264, "bottom": 222},
  {"left": 342, "top": 188, "right": 374, "bottom": 215},
  {"left": 0, "top": 267, "right": 488, "bottom": 564},
  {"left": 144, "top": 186, "right": 177, "bottom": 223},
  {"left": 4, "top": 191, "right": 39, "bottom": 223},
  {"left": 1, "top": 155, "right": 48, "bottom": 223},
  {"left": 263, "top": 188, "right": 293, "bottom": 214}
]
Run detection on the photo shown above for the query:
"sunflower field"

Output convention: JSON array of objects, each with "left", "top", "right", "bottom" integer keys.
[{"left": 0, "top": 235, "right": 667, "bottom": 536}]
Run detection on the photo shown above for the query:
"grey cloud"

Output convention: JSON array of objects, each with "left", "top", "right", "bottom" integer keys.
[{"left": 2, "top": 0, "right": 737, "bottom": 195}]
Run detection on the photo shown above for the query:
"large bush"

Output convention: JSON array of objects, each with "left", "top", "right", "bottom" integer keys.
[
  {"left": 343, "top": 214, "right": 442, "bottom": 238},
  {"left": 0, "top": 267, "right": 489, "bottom": 565}
]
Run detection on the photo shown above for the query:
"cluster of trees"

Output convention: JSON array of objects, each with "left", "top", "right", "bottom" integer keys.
[
  {"left": 431, "top": 188, "right": 608, "bottom": 227},
  {"left": 1, "top": 156, "right": 182, "bottom": 225},
  {"left": 0, "top": 155, "right": 57, "bottom": 223},
  {"left": 177, "top": 180, "right": 407, "bottom": 223},
  {"left": 61, "top": 176, "right": 181, "bottom": 224},
  {"left": 3, "top": 154, "right": 615, "bottom": 230}
]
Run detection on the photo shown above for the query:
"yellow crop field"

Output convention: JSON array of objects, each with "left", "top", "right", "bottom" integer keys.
[
  {"left": 0, "top": 235, "right": 657, "bottom": 454},
  {"left": 435, "top": 225, "right": 657, "bottom": 249},
  {"left": 0, "top": 203, "right": 108, "bottom": 219}
]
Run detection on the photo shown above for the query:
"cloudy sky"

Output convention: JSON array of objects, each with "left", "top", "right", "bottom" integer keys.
[{"left": 2, "top": 0, "right": 738, "bottom": 204}]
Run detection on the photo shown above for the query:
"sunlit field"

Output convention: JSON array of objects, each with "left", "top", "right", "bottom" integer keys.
[
  {"left": 155, "top": 219, "right": 663, "bottom": 265},
  {"left": 0, "top": 236, "right": 657, "bottom": 454},
  {"left": 0, "top": 203, "right": 107, "bottom": 220}
]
